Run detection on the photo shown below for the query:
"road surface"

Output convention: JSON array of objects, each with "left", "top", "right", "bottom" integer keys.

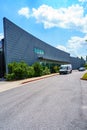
[{"left": 0, "top": 71, "right": 87, "bottom": 130}]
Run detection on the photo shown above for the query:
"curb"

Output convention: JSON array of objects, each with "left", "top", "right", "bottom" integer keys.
[
  {"left": 21, "top": 73, "right": 59, "bottom": 84},
  {"left": 80, "top": 78, "right": 87, "bottom": 80}
]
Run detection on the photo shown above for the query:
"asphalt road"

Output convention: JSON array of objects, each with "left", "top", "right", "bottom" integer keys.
[{"left": 0, "top": 71, "right": 87, "bottom": 130}]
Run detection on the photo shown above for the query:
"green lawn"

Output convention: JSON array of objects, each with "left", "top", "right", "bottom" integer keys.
[{"left": 81, "top": 73, "right": 87, "bottom": 80}]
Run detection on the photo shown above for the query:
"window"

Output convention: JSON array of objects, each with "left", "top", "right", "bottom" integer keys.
[{"left": 34, "top": 48, "right": 44, "bottom": 55}]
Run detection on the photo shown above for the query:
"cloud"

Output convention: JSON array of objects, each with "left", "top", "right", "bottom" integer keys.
[
  {"left": 18, "top": 5, "right": 87, "bottom": 33},
  {"left": 18, "top": 7, "right": 30, "bottom": 19},
  {"left": 56, "top": 35, "right": 87, "bottom": 57},
  {"left": 56, "top": 45, "right": 67, "bottom": 52},
  {"left": 68, "top": 35, "right": 87, "bottom": 57},
  {"left": 67, "top": 35, "right": 87, "bottom": 56},
  {"left": 32, "top": 4, "right": 87, "bottom": 33},
  {"left": 0, "top": 33, "right": 4, "bottom": 41},
  {"left": 78, "top": 0, "right": 87, "bottom": 2},
  {"left": 67, "top": 37, "right": 83, "bottom": 56}
]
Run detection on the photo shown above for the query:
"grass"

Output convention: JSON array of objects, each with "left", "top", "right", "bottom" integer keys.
[{"left": 81, "top": 73, "right": 87, "bottom": 80}]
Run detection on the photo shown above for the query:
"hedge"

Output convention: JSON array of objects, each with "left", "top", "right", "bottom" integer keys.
[{"left": 6, "top": 61, "right": 55, "bottom": 81}]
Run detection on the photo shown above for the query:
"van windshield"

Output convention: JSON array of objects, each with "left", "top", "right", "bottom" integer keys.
[{"left": 60, "top": 66, "right": 67, "bottom": 69}]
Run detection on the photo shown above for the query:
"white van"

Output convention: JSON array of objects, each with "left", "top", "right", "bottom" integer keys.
[{"left": 59, "top": 64, "right": 72, "bottom": 74}]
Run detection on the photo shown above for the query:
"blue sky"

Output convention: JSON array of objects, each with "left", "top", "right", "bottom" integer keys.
[{"left": 0, "top": 0, "right": 87, "bottom": 59}]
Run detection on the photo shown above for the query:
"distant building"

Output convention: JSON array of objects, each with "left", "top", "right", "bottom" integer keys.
[{"left": 0, "top": 17, "right": 85, "bottom": 77}]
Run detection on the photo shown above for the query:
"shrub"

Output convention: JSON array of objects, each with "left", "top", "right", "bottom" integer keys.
[
  {"left": 14, "top": 62, "right": 28, "bottom": 79},
  {"left": 33, "top": 62, "right": 43, "bottom": 77},
  {"left": 42, "top": 67, "right": 50, "bottom": 75},
  {"left": 8, "top": 62, "right": 17, "bottom": 74},
  {"left": 27, "top": 66, "right": 35, "bottom": 78},
  {"left": 6, "top": 61, "right": 53, "bottom": 81},
  {"left": 5, "top": 73, "right": 15, "bottom": 81},
  {"left": 6, "top": 61, "right": 29, "bottom": 80},
  {"left": 13, "top": 66, "right": 26, "bottom": 80},
  {"left": 53, "top": 66, "right": 60, "bottom": 73},
  {"left": 50, "top": 65, "right": 59, "bottom": 73},
  {"left": 84, "top": 64, "right": 87, "bottom": 69}
]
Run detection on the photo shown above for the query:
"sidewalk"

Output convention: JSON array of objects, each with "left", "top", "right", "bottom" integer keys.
[{"left": 0, "top": 73, "right": 58, "bottom": 93}]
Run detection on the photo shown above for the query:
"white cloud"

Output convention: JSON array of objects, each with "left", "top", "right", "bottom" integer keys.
[
  {"left": 67, "top": 37, "right": 83, "bottom": 56},
  {"left": 32, "top": 4, "right": 87, "bottom": 33},
  {"left": 67, "top": 35, "right": 87, "bottom": 57},
  {"left": 56, "top": 35, "right": 87, "bottom": 57},
  {"left": 68, "top": 35, "right": 87, "bottom": 48},
  {"left": 18, "top": 7, "right": 30, "bottom": 19},
  {"left": 56, "top": 45, "right": 67, "bottom": 52},
  {"left": 78, "top": 0, "right": 87, "bottom": 2},
  {"left": 0, "top": 33, "right": 4, "bottom": 41}
]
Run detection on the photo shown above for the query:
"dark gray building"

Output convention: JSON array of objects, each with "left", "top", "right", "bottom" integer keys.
[
  {"left": 0, "top": 17, "right": 85, "bottom": 77},
  {"left": 70, "top": 56, "right": 85, "bottom": 69},
  {"left": 0, "top": 39, "right": 5, "bottom": 77}
]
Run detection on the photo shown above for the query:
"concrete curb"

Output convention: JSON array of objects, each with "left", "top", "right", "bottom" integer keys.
[
  {"left": 80, "top": 78, "right": 87, "bottom": 80},
  {"left": 22, "top": 73, "right": 59, "bottom": 84}
]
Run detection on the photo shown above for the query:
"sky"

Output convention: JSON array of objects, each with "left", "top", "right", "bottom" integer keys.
[{"left": 0, "top": 0, "right": 87, "bottom": 59}]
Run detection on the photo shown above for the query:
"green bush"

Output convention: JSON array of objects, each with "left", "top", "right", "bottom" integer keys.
[
  {"left": 84, "top": 64, "right": 87, "bottom": 69},
  {"left": 8, "top": 62, "right": 17, "bottom": 74},
  {"left": 53, "top": 66, "right": 59, "bottom": 73},
  {"left": 6, "top": 61, "right": 29, "bottom": 80},
  {"left": 13, "top": 66, "right": 26, "bottom": 80},
  {"left": 13, "top": 62, "right": 28, "bottom": 79},
  {"left": 33, "top": 62, "right": 43, "bottom": 77},
  {"left": 27, "top": 66, "right": 35, "bottom": 78},
  {"left": 6, "top": 61, "right": 44, "bottom": 80},
  {"left": 50, "top": 65, "right": 59, "bottom": 73},
  {"left": 42, "top": 67, "right": 50, "bottom": 75},
  {"left": 6, "top": 61, "right": 57, "bottom": 81},
  {"left": 5, "top": 73, "right": 15, "bottom": 81}
]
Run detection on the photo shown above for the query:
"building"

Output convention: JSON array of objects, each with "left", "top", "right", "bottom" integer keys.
[
  {"left": 70, "top": 56, "right": 85, "bottom": 69},
  {"left": 0, "top": 39, "right": 5, "bottom": 77},
  {"left": 0, "top": 17, "right": 85, "bottom": 77}
]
